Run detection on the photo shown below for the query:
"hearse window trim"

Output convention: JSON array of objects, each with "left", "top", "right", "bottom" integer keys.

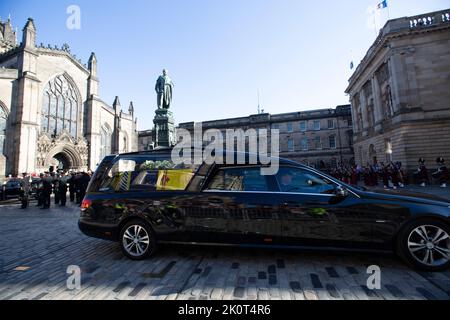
[{"left": 203, "top": 189, "right": 336, "bottom": 197}]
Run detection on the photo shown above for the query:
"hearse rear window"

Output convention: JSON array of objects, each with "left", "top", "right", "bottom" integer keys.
[{"left": 98, "top": 156, "right": 199, "bottom": 192}]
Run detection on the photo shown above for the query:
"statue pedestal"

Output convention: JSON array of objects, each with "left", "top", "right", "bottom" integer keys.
[{"left": 153, "top": 108, "right": 176, "bottom": 148}]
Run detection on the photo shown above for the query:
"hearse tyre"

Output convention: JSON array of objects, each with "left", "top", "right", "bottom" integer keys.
[
  {"left": 119, "top": 219, "right": 156, "bottom": 260},
  {"left": 396, "top": 218, "right": 450, "bottom": 272}
]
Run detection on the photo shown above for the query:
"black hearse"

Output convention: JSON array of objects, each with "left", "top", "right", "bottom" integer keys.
[{"left": 79, "top": 149, "right": 450, "bottom": 271}]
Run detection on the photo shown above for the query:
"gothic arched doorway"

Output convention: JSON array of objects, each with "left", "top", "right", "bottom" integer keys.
[
  {"left": 49, "top": 152, "right": 72, "bottom": 171},
  {"left": 44, "top": 145, "right": 83, "bottom": 172}
]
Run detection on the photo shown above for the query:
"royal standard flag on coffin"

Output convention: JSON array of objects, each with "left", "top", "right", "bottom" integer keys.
[{"left": 156, "top": 170, "right": 195, "bottom": 191}]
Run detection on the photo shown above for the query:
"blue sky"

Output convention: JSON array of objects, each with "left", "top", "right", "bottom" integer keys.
[{"left": 1, "top": 0, "right": 449, "bottom": 128}]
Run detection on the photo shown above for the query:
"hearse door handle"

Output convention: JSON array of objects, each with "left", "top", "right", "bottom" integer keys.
[{"left": 283, "top": 201, "right": 298, "bottom": 206}]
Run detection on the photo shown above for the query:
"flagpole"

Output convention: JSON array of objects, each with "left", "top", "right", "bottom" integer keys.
[
  {"left": 373, "top": 7, "right": 377, "bottom": 37},
  {"left": 387, "top": 0, "right": 391, "bottom": 20}
]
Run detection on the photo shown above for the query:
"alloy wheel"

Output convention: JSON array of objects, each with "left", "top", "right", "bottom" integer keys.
[
  {"left": 122, "top": 224, "right": 151, "bottom": 257},
  {"left": 407, "top": 225, "right": 450, "bottom": 267}
]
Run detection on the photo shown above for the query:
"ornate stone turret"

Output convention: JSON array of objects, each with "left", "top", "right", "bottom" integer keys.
[
  {"left": 113, "top": 96, "right": 121, "bottom": 113},
  {"left": 1, "top": 16, "right": 16, "bottom": 45},
  {"left": 21, "top": 18, "right": 35, "bottom": 49},
  {"left": 88, "top": 52, "right": 97, "bottom": 77},
  {"left": 87, "top": 52, "right": 99, "bottom": 96},
  {"left": 128, "top": 101, "right": 134, "bottom": 115}
]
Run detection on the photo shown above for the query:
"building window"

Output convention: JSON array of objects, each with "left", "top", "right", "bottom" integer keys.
[
  {"left": 299, "top": 121, "right": 307, "bottom": 132},
  {"left": 301, "top": 137, "right": 308, "bottom": 151},
  {"left": 313, "top": 120, "right": 321, "bottom": 131},
  {"left": 287, "top": 123, "right": 293, "bottom": 133},
  {"left": 100, "top": 126, "right": 112, "bottom": 161},
  {"left": 272, "top": 124, "right": 279, "bottom": 130},
  {"left": 0, "top": 105, "right": 6, "bottom": 156},
  {"left": 314, "top": 136, "right": 322, "bottom": 150},
  {"left": 329, "top": 136, "right": 336, "bottom": 149},
  {"left": 328, "top": 119, "right": 334, "bottom": 129},
  {"left": 287, "top": 139, "right": 294, "bottom": 152},
  {"left": 41, "top": 75, "right": 79, "bottom": 138}
]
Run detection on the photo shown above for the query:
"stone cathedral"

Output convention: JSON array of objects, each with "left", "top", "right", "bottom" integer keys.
[{"left": 0, "top": 17, "right": 138, "bottom": 176}]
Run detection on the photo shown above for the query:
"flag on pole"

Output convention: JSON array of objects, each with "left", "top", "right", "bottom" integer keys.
[{"left": 377, "top": 0, "right": 388, "bottom": 10}]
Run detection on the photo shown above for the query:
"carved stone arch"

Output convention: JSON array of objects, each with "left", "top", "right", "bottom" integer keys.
[
  {"left": 0, "top": 100, "right": 9, "bottom": 116},
  {"left": 102, "top": 122, "right": 112, "bottom": 133},
  {"left": 44, "top": 144, "right": 83, "bottom": 170}
]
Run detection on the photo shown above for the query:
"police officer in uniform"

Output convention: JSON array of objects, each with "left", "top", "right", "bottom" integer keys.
[
  {"left": 41, "top": 172, "right": 52, "bottom": 209},
  {"left": 53, "top": 173, "right": 60, "bottom": 205},
  {"left": 68, "top": 172, "right": 76, "bottom": 202},
  {"left": 36, "top": 173, "right": 44, "bottom": 207},
  {"left": 59, "top": 172, "right": 68, "bottom": 206},
  {"left": 19, "top": 172, "right": 31, "bottom": 209}
]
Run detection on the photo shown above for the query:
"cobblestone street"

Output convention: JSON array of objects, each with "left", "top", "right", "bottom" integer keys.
[{"left": 1, "top": 191, "right": 450, "bottom": 300}]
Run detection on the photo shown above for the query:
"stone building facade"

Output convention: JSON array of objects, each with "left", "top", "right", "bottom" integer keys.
[
  {"left": 346, "top": 9, "right": 450, "bottom": 174},
  {"left": 138, "top": 129, "right": 154, "bottom": 151},
  {"left": 174, "top": 105, "right": 354, "bottom": 169},
  {"left": 0, "top": 17, "right": 138, "bottom": 176}
]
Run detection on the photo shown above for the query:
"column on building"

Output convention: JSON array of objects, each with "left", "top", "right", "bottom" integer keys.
[
  {"left": 359, "top": 90, "right": 369, "bottom": 135},
  {"left": 14, "top": 18, "right": 40, "bottom": 175},
  {"left": 387, "top": 54, "right": 412, "bottom": 114},
  {"left": 371, "top": 74, "right": 383, "bottom": 125},
  {"left": 86, "top": 52, "right": 102, "bottom": 170},
  {"left": 113, "top": 97, "right": 121, "bottom": 154}
]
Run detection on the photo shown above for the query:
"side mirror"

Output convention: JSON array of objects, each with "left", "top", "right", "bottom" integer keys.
[{"left": 334, "top": 185, "right": 349, "bottom": 197}]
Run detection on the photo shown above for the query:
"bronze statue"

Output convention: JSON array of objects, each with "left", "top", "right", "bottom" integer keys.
[{"left": 155, "top": 69, "right": 174, "bottom": 110}]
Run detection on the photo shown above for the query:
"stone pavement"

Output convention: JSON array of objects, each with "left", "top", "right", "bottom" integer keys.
[{"left": 0, "top": 197, "right": 449, "bottom": 300}]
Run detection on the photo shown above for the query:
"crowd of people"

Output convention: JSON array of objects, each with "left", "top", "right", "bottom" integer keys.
[
  {"left": 17, "top": 170, "right": 92, "bottom": 209},
  {"left": 329, "top": 157, "right": 449, "bottom": 189}
]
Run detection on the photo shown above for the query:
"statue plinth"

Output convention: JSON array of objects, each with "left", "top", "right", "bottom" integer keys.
[{"left": 153, "top": 108, "right": 176, "bottom": 148}]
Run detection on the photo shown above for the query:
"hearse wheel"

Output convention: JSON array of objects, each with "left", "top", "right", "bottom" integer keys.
[
  {"left": 397, "top": 219, "right": 450, "bottom": 271},
  {"left": 120, "top": 220, "right": 156, "bottom": 260}
]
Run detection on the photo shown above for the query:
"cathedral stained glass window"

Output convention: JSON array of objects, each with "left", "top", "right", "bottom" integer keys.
[{"left": 41, "top": 75, "right": 78, "bottom": 138}]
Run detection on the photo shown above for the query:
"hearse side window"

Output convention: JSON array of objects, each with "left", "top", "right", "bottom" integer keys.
[
  {"left": 98, "top": 156, "right": 198, "bottom": 192},
  {"left": 205, "top": 167, "right": 270, "bottom": 192},
  {"left": 275, "top": 167, "right": 335, "bottom": 194}
]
